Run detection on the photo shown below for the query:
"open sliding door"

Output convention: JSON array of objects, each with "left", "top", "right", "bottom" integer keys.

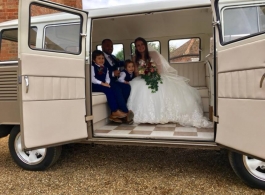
[
  {"left": 18, "top": 0, "right": 89, "bottom": 149},
  {"left": 212, "top": 0, "right": 265, "bottom": 160}
]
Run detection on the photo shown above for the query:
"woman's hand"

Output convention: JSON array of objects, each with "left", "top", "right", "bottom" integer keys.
[
  {"left": 132, "top": 55, "right": 139, "bottom": 76},
  {"left": 101, "top": 82, "right": 110, "bottom": 87}
]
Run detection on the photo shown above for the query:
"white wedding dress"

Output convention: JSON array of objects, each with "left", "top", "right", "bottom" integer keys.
[{"left": 127, "top": 49, "right": 213, "bottom": 128}]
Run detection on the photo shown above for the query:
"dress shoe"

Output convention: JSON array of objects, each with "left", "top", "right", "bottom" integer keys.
[
  {"left": 112, "top": 110, "right": 127, "bottom": 118},
  {"left": 109, "top": 115, "right": 122, "bottom": 123}
]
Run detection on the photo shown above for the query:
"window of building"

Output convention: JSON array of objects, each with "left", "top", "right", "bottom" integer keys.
[
  {"left": 97, "top": 44, "right": 124, "bottom": 60},
  {"left": 169, "top": 38, "right": 200, "bottom": 63}
]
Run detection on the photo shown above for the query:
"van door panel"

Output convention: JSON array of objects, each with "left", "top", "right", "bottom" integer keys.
[
  {"left": 212, "top": 0, "right": 265, "bottom": 160},
  {"left": 19, "top": 0, "right": 89, "bottom": 149}
]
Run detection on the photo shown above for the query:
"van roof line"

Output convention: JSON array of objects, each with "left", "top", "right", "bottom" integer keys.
[
  {"left": 0, "top": 0, "right": 210, "bottom": 28},
  {"left": 85, "top": 0, "right": 210, "bottom": 17}
]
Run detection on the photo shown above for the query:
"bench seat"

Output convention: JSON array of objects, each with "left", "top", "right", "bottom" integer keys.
[{"left": 91, "top": 85, "right": 210, "bottom": 128}]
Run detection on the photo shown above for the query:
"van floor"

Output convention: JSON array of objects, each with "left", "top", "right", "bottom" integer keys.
[{"left": 94, "top": 122, "right": 214, "bottom": 141}]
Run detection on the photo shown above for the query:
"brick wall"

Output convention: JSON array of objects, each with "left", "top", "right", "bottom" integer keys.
[
  {"left": 0, "top": 0, "right": 82, "bottom": 23},
  {"left": 0, "top": 0, "right": 82, "bottom": 61}
]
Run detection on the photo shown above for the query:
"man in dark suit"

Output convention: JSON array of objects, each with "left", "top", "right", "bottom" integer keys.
[{"left": 102, "top": 39, "right": 134, "bottom": 123}]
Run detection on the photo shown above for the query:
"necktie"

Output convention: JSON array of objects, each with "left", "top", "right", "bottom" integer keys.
[{"left": 109, "top": 55, "right": 114, "bottom": 66}]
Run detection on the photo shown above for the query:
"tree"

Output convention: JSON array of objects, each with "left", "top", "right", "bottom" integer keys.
[
  {"left": 114, "top": 41, "right": 160, "bottom": 60},
  {"left": 115, "top": 50, "right": 124, "bottom": 60}
]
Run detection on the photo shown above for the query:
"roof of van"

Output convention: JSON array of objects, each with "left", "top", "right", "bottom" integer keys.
[
  {"left": 85, "top": 0, "right": 210, "bottom": 17},
  {"left": 0, "top": 0, "right": 210, "bottom": 28}
]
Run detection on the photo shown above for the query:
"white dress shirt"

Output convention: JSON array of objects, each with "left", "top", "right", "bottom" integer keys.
[
  {"left": 91, "top": 63, "right": 110, "bottom": 84},
  {"left": 117, "top": 72, "right": 127, "bottom": 83},
  {"left": 103, "top": 52, "right": 115, "bottom": 77}
]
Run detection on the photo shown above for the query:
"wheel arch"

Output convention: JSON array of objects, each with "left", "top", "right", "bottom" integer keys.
[{"left": 0, "top": 124, "right": 15, "bottom": 138}]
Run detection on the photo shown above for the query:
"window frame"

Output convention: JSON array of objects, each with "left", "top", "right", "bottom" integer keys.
[
  {"left": 0, "top": 27, "right": 38, "bottom": 62},
  {"left": 29, "top": 2, "right": 83, "bottom": 55},
  {"left": 215, "top": 0, "right": 265, "bottom": 46},
  {"left": 96, "top": 43, "right": 125, "bottom": 61},
  {"left": 130, "top": 40, "right": 161, "bottom": 55},
  {"left": 168, "top": 37, "right": 201, "bottom": 64},
  {"left": 42, "top": 22, "right": 81, "bottom": 54}
]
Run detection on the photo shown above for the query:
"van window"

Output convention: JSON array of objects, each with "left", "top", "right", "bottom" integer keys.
[
  {"left": 131, "top": 41, "right": 160, "bottom": 54},
  {"left": 222, "top": 5, "right": 265, "bottom": 43},
  {"left": 97, "top": 44, "right": 124, "bottom": 60},
  {"left": 0, "top": 27, "right": 37, "bottom": 61},
  {"left": 30, "top": 3, "right": 82, "bottom": 54},
  {"left": 169, "top": 38, "right": 200, "bottom": 63},
  {"left": 43, "top": 23, "right": 81, "bottom": 53}
]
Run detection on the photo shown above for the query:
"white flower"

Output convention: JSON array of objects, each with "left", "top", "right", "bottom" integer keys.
[{"left": 139, "top": 59, "right": 146, "bottom": 66}]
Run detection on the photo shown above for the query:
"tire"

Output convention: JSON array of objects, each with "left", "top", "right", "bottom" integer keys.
[
  {"left": 228, "top": 151, "right": 265, "bottom": 189},
  {"left": 8, "top": 126, "right": 62, "bottom": 171},
  {"left": 0, "top": 125, "right": 13, "bottom": 138}
]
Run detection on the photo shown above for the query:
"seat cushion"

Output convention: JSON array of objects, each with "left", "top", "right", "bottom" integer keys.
[
  {"left": 92, "top": 92, "right": 107, "bottom": 106},
  {"left": 196, "top": 87, "right": 209, "bottom": 98}
]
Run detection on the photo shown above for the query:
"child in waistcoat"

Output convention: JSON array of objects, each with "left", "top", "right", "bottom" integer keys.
[
  {"left": 118, "top": 59, "right": 135, "bottom": 84},
  {"left": 91, "top": 50, "right": 127, "bottom": 120}
]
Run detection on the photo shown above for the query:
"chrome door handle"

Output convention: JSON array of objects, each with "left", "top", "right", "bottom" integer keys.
[{"left": 24, "top": 76, "right": 29, "bottom": 93}]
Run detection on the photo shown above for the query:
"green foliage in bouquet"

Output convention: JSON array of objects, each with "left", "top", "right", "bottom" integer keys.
[{"left": 138, "top": 59, "right": 163, "bottom": 93}]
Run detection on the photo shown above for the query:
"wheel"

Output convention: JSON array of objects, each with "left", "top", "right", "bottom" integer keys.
[
  {"left": 8, "top": 126, "right": 62, "bottom": 171},
  {"left": 229, "top": 151, "right": 265, "bottom": 189}
]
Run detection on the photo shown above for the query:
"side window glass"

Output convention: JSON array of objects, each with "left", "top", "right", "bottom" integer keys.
[
  {"left": 0, "top": 28, "right": 37, "bottom": 61},
  {"left": 30, "top": 4, "right": 82, "bottom": 54},
  {"left": 221, "top": 4, "right": 265, "bottom": 43},
  {"left": 97, "top": 44, "right": 124, "bottom": 60},
  {"left": 131, "top": 41, "right": 160, "bottom": 54},
  {"left": 44, "top": 24, "right": 80, "bottom": 53},
  {"left": 169, "top": 38, "right": 200, "bottom": 63},
  {"left": 0, "top": 29, "right": 18, "bottom": 61}
]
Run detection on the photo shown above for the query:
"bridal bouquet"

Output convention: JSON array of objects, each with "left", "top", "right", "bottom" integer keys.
[{"left": 138, "top": 59, "right": 163, "bottom": 93}]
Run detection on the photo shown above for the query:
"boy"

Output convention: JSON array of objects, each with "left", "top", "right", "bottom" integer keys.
[
  {"left": 118, "top": 59, "right": 135, "bottom": 84},
  {"left": 91, "top": 50, "right": 127, "bottom": 121}
]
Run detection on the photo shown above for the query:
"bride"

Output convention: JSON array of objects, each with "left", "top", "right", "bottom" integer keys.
[{"left": 127, "top": 37, "right": 213, "bottom": 128}]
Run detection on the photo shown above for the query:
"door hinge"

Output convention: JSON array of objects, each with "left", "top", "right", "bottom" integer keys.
[
  {"left": 85, "top": 115, "right": 94, "bottom": 121},
  {"left": 18, "top": 75, "right": 22, "bottom": 84},
  {"left": 80, "top": 33, "right": 87, "bottom": 37},
  {"left": 212, "top": 20, "right": 220, "bottom": 27},
  {"left": 213, "top": 116, "right": 219, "bottom": 123}
]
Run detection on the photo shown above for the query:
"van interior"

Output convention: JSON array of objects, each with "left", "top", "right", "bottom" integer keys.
[
  {"left": 0, "top": 4, "right": 215, "bottom": 142},
  {"left": 90, "top": 6, "right": 215, "bottom": 141}
]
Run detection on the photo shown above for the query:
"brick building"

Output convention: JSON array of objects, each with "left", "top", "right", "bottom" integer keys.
[
  {"left": 0, "top": 0, "right": 82, "bottom": 23},
  {"left": 0, "top": 0, "right": 82, "bottom": 61}
]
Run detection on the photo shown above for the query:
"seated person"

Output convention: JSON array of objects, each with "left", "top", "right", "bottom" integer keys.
[
  {"left": 118, "top": 59, "right": 135, "bottom": 84},
  {"left": 91, "top": 50, "right": 127, "bottom": 121}
]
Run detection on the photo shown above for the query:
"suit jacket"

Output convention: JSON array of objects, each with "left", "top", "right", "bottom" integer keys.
[{"left": 104, "top": 54, "right": 124, "bottom": 82}]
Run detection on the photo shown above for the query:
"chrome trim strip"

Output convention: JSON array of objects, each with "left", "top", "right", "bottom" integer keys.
[
  {"left": 0, "top": 61, "right": 18, "bottom": 65},
  {"left": 81, "top": 138, "right": 218, "bottom": 149}
]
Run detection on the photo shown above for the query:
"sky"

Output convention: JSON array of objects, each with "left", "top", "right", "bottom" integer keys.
[{"left": 82, "top": 0, "right": 167, "bottom": 9}]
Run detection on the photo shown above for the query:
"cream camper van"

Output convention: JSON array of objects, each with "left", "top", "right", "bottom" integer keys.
[{"left": 0, "top": 0, "right": 265, "bottom": 189}]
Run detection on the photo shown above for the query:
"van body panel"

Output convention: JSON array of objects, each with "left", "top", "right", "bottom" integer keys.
[
  {"left": 0, "top": 65, "right": 19, "bottom": 124},
  {"left": 18, "top": 0, "right": 89, "bottom": 149},
  {"left": 212, "top": 0, "right": 265, "bottom": 160}
]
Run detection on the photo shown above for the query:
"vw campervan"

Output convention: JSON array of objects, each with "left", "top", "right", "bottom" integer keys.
[{"left": 0, "top": 0, "right": 265, "bottom": 189}]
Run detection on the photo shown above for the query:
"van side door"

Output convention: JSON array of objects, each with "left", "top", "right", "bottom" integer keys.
[
  {"left": 18, "top": 0, "right": 89, "bottom": 149},
  {"left": 212, "top": 0, "right": 265, "bottom": 160}
]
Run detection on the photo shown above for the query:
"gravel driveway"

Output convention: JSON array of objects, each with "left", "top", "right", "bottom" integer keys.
[{"left": 0, "top": 136, "right": 264, "bottom": 195}]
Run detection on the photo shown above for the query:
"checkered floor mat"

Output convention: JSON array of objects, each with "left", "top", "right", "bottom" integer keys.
[{"left": 94, "top": 122, "right": 214, "bottom": 141}]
